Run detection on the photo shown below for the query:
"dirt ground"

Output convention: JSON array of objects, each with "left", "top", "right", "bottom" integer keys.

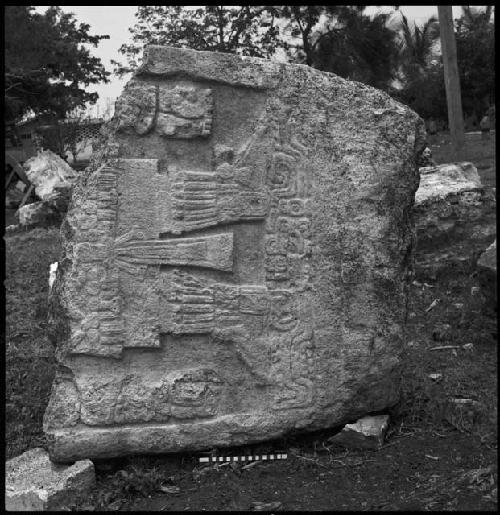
[
  {"left": 4, "top": 131, "right": 497, "bottom": 511},
  {"left": 98, "top": 432, "right": 497, "bottom": 511}
]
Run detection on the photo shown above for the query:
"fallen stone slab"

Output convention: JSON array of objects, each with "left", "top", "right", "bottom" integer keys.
[
  {"left": 327, "top": 414, "right": 390, "bottom": 450},
  {"left": 5, "top": 447, "right": 95, "bottom": 511},
  {"left": 414, "top": 162, "right": 496, "bottom": 280},
  {"left": 44, "top": 45, "right": 426, "bottom": 461}
]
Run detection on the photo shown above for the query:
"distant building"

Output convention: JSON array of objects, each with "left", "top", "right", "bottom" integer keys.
[{"left": 5, "top": 112, "right": 110, "bottom": 166}]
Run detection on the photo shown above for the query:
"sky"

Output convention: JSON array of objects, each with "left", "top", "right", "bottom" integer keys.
[{"left": 34, "top": 5, "right": 470, "bottom": 111}]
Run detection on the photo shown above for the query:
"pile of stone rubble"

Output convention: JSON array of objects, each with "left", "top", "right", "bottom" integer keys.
[
  {"left": 414, "top": 160, "right": 496, "bottom": 280},
  {"left": 9, "top": 150, "right": 77, "bottom": 230}
]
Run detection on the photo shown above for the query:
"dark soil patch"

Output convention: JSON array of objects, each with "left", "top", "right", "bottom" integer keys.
[
  {"left": 5, "top": 228, "right": 60, "bottom": 459},
  {"left": 106, "top": 432, "right": 495, "bottom": 511}
]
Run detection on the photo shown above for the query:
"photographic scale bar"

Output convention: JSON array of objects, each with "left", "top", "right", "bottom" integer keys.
[{"left": 199, "top": 453, "right": 288, "bottom": 463}]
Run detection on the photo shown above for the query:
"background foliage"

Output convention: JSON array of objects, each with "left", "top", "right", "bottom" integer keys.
[
  {"left": 114, "top": 5, "right": 495, "bottom": 128},
  {"left": 4, "top": 6, "right": 110, "bottom": 124}
]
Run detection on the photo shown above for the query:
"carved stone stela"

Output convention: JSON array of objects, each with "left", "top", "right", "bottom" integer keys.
[{"left": 45, "top": 47, "right": 426, "bottom": 461}]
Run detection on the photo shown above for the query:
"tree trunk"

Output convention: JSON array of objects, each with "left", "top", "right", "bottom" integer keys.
[{"left": 438, "top": 6, "right": 465, "bottom": 158}]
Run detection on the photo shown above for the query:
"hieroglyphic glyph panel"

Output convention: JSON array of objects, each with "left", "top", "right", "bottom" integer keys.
[{"left": 45, "top": 47, "right": 426, "bottom": 461}]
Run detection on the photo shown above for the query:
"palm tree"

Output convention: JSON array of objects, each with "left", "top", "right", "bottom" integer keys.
[
  {"left": 391, "top": 14, "right": 448, "bottom": 124},
  {"left": 455, "top": 6, "right": 495, "bottom": 124},
  {"left": 397, "top": 13, "right": 440, "bottom": 82},
  {"left": 459, "top": 5, "right": 494, "bottom": 31},
  {"left": 310, "top": 6, "right": 401, "bottom": 91}
]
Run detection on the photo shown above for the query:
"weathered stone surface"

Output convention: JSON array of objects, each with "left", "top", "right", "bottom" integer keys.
[
  {"left": 477, "top": 239, "right": 497, "bottom": 309},
  {"left": 414, "top": 162, "right": 496, "bottom": 279},
  {"left": 49, "top": 262, "right": 59, "bottom": 292},
  {"left": 5, "top": 447, "right": 95, "bottom": 511},
  {"left": 44, "top": 46, "right": 426, "bottom": 461},
  {"left": 23, "top": 150, "right": 76, "bottom": 201},
  {"left": 16, "top": 200, "right": 60, "bottom": 227},
  {"left": 478, "top": 239, "right": 497, "bottom": 274},
  {"left": 417, "top": 147, "right": 436, "bottom": 168},
  {"left": 327, "top": 414, "right": 390, "bottom": 450}
]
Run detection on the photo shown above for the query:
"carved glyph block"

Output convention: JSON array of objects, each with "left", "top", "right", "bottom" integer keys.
[
  {"left": 115, "top": 83, "right": 213, "bottom": 138},
  {"left": 45, "top": 46, "right": 426, "bottom": 461}
]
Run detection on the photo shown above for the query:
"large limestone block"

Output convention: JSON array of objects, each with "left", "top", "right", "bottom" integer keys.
[
  {"left": 44, "top": 46, "right": 426, "bottom": 461},
  {"left": 414, "top": 162, "right": 496, "bottom": 279},
  {"left": 5, "top": 447, "right": 95, "bottom": 511}
]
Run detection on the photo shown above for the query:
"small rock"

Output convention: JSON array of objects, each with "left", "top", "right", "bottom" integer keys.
[
  {"left": 5, "top": 447, "right": 95, "bottom": 511},
  {"left": 428, "top": 373, "right": 443, "bottom": 383},
  {"left": 327, "top": 414, "right": 389, "bottom": 450},
  {"left": 453, "top": 398, "right": 480, "bottom": 407},
  {"left": 49, "top": 262, "right": 58, "bottom": 291},
  {"left": 251, "top": 501, "right": 283, "bottom": 511},
  {"left": 477, "top": 239, "right": 497, "bottom": 308},
  {"left": 159, "top": 485, "right": 180, "bottom": 495},
  {"left": 462, "top": 343, "right": 474, "bottom": 351}
]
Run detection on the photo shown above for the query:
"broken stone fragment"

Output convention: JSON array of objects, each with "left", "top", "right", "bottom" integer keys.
[
  {"left": 16, "top": 201, "right": 60, "bottom": 227},
  {"left": 478, "top": 239, "right": 497, "bottom": 272},
  {"left": 5, "top": 447, "right": 95, "bottom": 511},
  {"left": 414, "top": 162, "right": 496, "bottom": 279},
  {"left": 417, "top": 146, "right": 436, "bottom": 168},
  {"left": 49, "top": 262, "right": 59, "bottom": 292},
  {"left": 477, "top": 239, "right": 497, "bottom": 309},
  {"left": 327, "top": 414, "right": 390, "bottom": 450},
  {"left": 23, "top": 150, "right": 77, "bottom": 201}
]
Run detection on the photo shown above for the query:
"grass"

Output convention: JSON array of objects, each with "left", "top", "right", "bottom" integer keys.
[
  {"left": 397, "top": 272, "right": 497, "bottom": 439},
  {"left": 5, "top": 227, "right": 60, "bottom": 459}
]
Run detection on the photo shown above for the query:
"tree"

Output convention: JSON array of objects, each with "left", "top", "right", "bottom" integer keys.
[
  {"left": 397, "top": 13, "right": 440, "bottom": 81},
  {"left": 394, "top": 13, "right": 447, "bottom": 123},
  {"left": 310, "top": 6, "right": 401, "bottom": 90},
  {"left": 116, "top": 5, "right": 402, "bottom": 92},
  {"left": 276, "top": 5, "right": 326, "bottom": 66},
  {"left": 35, "top": 117, "right": 100, "bottom": 163},
  {"left": 5, "top": 6, "right": 110, "bottom": 124},
  {"left": 113, "top": 5, "right": 282, "bottom": 76},
  {"left": 455, "top": 6, "right": 495, "bottom": 123}
]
